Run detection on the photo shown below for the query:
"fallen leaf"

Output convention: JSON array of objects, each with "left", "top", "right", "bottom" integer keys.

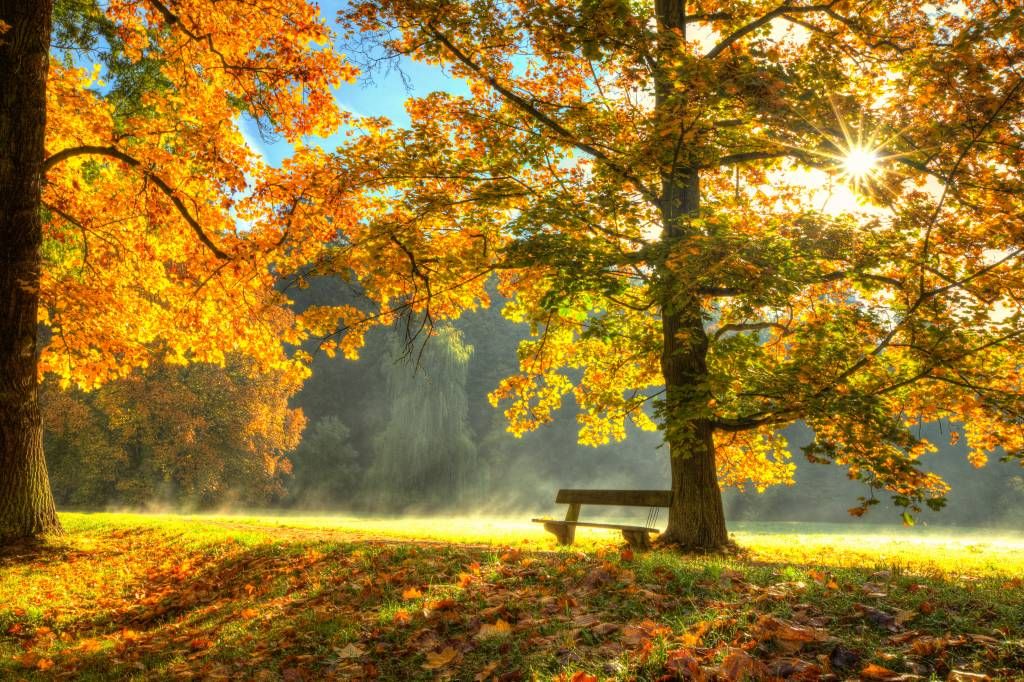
[
  {"left": 474, "top": 660, "right": 499, "bottom": 681},
  {"left": 591, "top": 622, "right": 620, "bottom": 637},
  {"left": 829, "top": 644, "right": 861, "bottom": 670},
  {"left": 752, "top": 615, "right": 828, "bottom": 653},
  {"left": 718, "top": 648, "right": 769, "bottom": 680},
  {"left": 335, "top": 643, "right": 365, "bottom": 660},
  {"left": 767, "top": 657, "right": 822, "bottom": 678},
  {"left": 476, "top": 619, "right": 512, "bottom": 639},
  {"left": 426, "top": 597, "right": 456, "bottom": 612},
  {"left": 861, "top": 663, "right": 901, "bottom": 680},
  {"left": 189, "top": 637, "right": 213, "bottom": 651},
  {"left": 678, "top": 619, "right": 711, "bottom": 647},
  {"left": 422, "top": 646, "right": 458, "bottom": 670},
  {"left": 947, "top": 672, "right": 990, "bottom": 682},
  {"left": 402, "top": 587, "right": 423, "bottom": 600},
  {"left": 664, "top": 649, "right": 702, "bottom": 677},
  {"left": 855, "top": 604, "right": 899, "bottom": 631},
  {"left": 240, "top": 608, "right": 259, "bottom": 619},
  {"left": 571, "top": 613, "right": 601, "bottom": 629}
]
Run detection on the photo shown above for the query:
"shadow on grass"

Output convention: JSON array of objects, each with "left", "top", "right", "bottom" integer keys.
[{"left": 1, "top": 526, "right": 1022, "bottom": 681}]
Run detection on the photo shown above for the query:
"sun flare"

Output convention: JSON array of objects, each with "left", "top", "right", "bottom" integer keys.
[{"left": 843, "top": 146, "right": 879, "bottom": 179}]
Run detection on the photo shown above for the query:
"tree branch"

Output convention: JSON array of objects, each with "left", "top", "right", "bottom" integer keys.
[
  {"left": 705, "top": 2, "right": 837, "bottom": 59},
  {"left": 423, "top": 26, "right": 661, "bottom": 205},
  {"left": 42, "top": 145, "right": 230, "bottom": 260}
]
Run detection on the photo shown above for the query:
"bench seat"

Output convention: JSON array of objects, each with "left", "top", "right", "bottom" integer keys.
[{"left": 531, "top": 518, "right": 660, "bottom": 550}]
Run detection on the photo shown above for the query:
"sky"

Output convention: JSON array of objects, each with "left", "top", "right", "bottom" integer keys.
[{"left": 237, "top": 0, "right": 467, "bottom": 167}]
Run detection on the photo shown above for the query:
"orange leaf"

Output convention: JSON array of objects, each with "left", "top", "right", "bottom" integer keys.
[
  {"left": 861, "top": 663, "right": 900, "bottom": 680},
  {"left": 402, "top": 587, "right": 423, "bottom": 600},
  {"left": 189, "top": 637, "right": 214, "bottom": 651}
]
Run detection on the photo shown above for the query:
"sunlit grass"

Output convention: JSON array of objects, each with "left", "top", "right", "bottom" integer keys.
[
  {"left": 4, "top": 512, "right": 1022, "bottom": 679},
  {"left": 58, "top": 512, "right": 1024, "bottom": 576}
]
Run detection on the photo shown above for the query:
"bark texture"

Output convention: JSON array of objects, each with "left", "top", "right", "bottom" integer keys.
[
  {"left": 654, "top": 0, "right": 729, "bottom": 550},
  {"left": 0, "top": 0, "right": 62, "bottom": 543}
]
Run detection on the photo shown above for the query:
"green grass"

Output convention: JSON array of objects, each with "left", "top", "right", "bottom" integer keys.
[{"left": 1, "top": 512, "right": 1022, "bottom": 680}]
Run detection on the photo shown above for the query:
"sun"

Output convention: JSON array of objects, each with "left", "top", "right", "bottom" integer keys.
[{"left": 842, "top": 146, "right": 879, "bottom": 180}]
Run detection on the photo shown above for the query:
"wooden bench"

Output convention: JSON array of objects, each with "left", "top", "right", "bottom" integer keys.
[{"left": 532, "top": 489, "right": 673, "bottom": 550}]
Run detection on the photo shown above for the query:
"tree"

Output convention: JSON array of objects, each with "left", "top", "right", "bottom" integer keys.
[
  {"left": 364, "top": 326, "right": 479, "bottom": 510},
  {"left": 331, "top": 0, "right": 1024, "bottom": 549},
  {"left": 0, "top": 0, "right": 355, "bottom": 541},
  {"left": 42, "top": 357, "right": 305, "bottom": 508},
  {"left": 287, "top": 415, "right": 364, "bottom": 508}
]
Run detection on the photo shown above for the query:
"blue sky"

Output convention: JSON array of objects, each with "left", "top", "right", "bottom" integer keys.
[{"left": 238, "top": 0, "right": 467, "bottom": 166}]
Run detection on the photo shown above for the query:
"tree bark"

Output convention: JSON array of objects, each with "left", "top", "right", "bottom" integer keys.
[
  {"left": 0, "top": 0, "right": 62, "bottom": 543},
  {"left": 654, "top": 0, "right": 729, "bottom": 551},
  {"left": 655, "top": 169, "right": 729, "bottom": 551}
]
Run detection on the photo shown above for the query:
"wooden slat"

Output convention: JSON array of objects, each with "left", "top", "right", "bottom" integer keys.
[
  {"left": 554, "top": 489, "right": 672, "bottom": 507},
  {"left": 532, "top": 519, "right": 657, "bottom": 532}
]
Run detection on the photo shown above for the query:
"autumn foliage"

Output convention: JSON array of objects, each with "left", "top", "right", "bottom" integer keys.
[
  {"left": 41, "top": 357, "right": 304, "bottom": 508},
  {"left": 324, "top": 0, "right": 1024, "bottom": 541}
]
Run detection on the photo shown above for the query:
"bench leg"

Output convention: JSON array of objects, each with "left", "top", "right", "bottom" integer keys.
[
  {"left": 543, "top": 521, "right": 574, "bottom": 545},
  {"left": 621, "top": 529, "right": 651, "bottom": 551},
  {"left": 561, "top": 502, "right": 580, "bottom": 545}
]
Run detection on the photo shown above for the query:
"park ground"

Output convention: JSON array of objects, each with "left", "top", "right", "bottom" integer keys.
[{"left": 1, "top": 513, "right": 1022, "bottom": 680}]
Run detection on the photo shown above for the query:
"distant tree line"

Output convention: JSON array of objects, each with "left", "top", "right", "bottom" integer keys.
[{"left": 44, "top": 277, "right": 1024, "bottom": 527}]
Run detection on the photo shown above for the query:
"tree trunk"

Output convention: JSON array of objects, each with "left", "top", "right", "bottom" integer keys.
[
  {"left": 0, "top": 0, "right": 62, "bottom": 543},
  {"left": 653, "top": 0, "right": 729, "bottom": 551},
  {"left": 654, "top": 169, "right": 730, "bottom": 551}
]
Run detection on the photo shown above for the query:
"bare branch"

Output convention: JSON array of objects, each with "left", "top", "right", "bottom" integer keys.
[{"left": 705, "top": 2, "right": 837, "bottom": 59}]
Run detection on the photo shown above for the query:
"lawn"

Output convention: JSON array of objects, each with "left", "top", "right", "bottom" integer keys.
[{"left": 1, "top": 513, "right": 1022, "bottom": 680}]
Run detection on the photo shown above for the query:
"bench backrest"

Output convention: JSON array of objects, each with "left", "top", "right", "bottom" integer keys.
[{"left": 555, "top": 489, "right": 673, "bottom": 507}]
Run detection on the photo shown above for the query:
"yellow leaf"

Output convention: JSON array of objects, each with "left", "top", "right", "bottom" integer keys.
[
  {"left": 476, "top": 619, "right": 512, "bottom": 639},
  {"left": 422, "top": 646, "right": 458, "bottom": 670}
]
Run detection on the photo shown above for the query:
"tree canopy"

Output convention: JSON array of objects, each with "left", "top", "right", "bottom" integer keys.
[
  {"left": 314, "top": 0, "right": 1024, "bottom": 545},
  {"left": 2, "top": 0, "right": 1023, "bottom": 548}
]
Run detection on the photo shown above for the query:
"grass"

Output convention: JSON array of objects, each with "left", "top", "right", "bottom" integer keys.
[{"left": 1, "top": 512, "right": 1022, "bottom": 680}]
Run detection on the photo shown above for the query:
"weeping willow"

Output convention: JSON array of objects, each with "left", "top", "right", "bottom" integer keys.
[{"left": 365, "top": 326, "right": 479, "bottom": 510}]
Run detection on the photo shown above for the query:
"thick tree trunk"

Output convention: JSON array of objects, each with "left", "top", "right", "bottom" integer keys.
[
  {"left": 653, "top": 0, "right": 729, "bottom": 551},
  {"left": 654, "top": 171, "right": 730, "bottom": 551},
  {"left": 0, "top": 0, "right": 62, "bottom": 543}
]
